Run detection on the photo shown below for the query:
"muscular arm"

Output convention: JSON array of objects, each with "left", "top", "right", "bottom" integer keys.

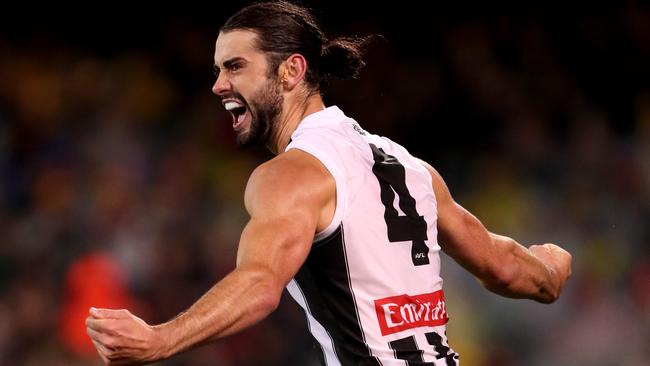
[
  {"left": 158, "top": 150, "right": 334, "bottom": 353},
  {"left": 85, "top": 150, "right": 335, "bottom": 364},
  {"left": 418, "top": 160, "right": 571, "bottom": 304}
]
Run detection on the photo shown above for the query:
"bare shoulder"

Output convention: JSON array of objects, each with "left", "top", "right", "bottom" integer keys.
[
  {"left": 244, "top": 149, "right": 335, "bottom": 215},
  {"left": 415, "top": 158, "right": 453, "bottom": 205}
]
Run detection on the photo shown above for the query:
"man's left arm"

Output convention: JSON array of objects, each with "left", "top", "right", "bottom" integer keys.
[{"left": 85, "top": 150, "right": 335, "bottom": 365}]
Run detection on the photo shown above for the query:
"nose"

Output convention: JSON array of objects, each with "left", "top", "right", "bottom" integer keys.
[{"left": 212, "top": 72, "right": 230, "bottom": 96}]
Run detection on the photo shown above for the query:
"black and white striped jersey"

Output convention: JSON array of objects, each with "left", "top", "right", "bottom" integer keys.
[{"left": 285, "top": 106, "right": 459, "bottom": 366}]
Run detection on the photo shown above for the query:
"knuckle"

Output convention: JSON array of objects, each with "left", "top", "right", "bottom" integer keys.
[
  {"left": 107, "top": 352, "right": 121, "bottom": 361},
  {"left": 103, "top": 337, "right": 116, "bottom": 348},
  {"left": 103, "top": 321, "right": 118, "bottom": 335}
]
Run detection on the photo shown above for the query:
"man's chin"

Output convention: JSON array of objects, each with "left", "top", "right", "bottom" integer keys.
[
  {"left": 235, "top": 134, "right": 254, "bottom": 148},
  {"left": 235, "top": 130, "right": 263, "bottom": 148},
  {"left": 235, "top": 118, "right": 272, "bottom": 148}
]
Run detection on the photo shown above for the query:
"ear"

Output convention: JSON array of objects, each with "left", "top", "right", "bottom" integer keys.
[{"left": 279, "top": 54, "right": 307, "bottom": 90}]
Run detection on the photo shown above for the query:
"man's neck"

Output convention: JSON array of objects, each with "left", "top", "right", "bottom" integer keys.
[{"left": 268, "top": 93, "right": 325, "bottom": 155}]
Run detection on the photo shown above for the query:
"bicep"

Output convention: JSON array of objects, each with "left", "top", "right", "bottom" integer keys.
[
  {"left": 419, "top": 159, "right": 494, "bottom": 275},
  {"left": 437, "top": 201, "right": 495, "bottom": 275},
  {"left": 236, "top": 211, "right": 315, "bottom": 287},
  {"left": 236, "top": 152, "right": 334, "bottom": 288}
]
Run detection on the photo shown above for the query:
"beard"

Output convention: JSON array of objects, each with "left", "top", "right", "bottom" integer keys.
[{"left": 235, "top": 79, "right": 284, "bottom": 148}]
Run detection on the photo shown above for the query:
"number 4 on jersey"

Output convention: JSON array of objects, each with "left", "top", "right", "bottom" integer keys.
[{"left": 370, "top": 144, "right": 430, "bottom": 266}]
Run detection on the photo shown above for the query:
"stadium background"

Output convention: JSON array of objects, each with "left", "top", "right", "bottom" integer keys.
[{"left": 0, "top": 1, "right": 648, "bottom": 365}]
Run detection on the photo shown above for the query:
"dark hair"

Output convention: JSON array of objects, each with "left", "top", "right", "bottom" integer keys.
[{"left": 221, "top": 1, "right": 371, "bottom": 91}]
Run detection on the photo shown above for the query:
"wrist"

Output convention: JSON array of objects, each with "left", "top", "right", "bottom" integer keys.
[{"left": 152, "top": 322, "right": 176, "bottom": 360}]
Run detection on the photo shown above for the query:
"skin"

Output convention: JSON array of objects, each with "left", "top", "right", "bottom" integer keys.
[
  {"left": 213, "top": 31, "right": 284, "bottom": 148},
  {"left": 86, "top": 29, "right": 572, "bottom": 365}
]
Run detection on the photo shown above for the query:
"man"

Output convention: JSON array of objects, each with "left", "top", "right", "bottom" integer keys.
[{"left": 86, "top": 2, "right": 572, "bottom": 365}]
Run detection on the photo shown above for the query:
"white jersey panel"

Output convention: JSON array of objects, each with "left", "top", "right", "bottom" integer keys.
[{"left": 286, "top": 106, "right": 459, "bottom": 366}]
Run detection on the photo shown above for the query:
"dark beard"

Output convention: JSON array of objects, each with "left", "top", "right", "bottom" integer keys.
[{"left": 236, "top": 79, "right": 283, "bottom": 148}]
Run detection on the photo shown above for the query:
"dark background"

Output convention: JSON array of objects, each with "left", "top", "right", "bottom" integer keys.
[{"left": 0, "top": 1, "right": 648, "bottom": 365}]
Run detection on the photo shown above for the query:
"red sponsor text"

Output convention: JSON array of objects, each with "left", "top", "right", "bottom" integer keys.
[{"left": 374, "top": 290, "right": 448, "bottom": 336}]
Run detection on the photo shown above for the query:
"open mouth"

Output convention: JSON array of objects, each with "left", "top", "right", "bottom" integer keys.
[{"left": 224, "top": 100, "right": 249, "bottom": 129}]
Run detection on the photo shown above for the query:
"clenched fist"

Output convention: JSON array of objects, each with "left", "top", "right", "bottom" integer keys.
[
  {"left": 86, "top": 308, "right": 167, "bottom": 365},
  {"left": 529, "top": 243, "right": 573, "bottom": 298}
]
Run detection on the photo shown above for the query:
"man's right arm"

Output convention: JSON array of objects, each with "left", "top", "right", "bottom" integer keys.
[
  {"left": 85, "top": 150, "right": 335, "bottom": 365},
  {"left": 418, "top": 160, "right": 572, "bottom": 304}
]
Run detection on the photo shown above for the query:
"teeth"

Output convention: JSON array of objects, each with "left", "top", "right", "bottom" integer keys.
[{"left": 224, "top": 101, "right": 244, "bottom": 111}]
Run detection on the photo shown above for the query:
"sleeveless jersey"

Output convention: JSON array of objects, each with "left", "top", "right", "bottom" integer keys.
[{"left": 285, "top": 106, "right": 459, "bottom": 366}]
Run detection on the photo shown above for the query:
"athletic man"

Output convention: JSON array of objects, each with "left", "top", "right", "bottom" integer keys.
[{"left": 86, "top": 2, "right": 572, "bottom": 365}]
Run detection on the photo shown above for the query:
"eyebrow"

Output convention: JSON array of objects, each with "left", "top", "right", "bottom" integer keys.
[{"left": 214, "top": 57, "right": 247, "bottom": 71}]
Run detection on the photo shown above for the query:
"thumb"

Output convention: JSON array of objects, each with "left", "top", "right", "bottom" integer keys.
[{"left": 90, "top": 307, "right": 130, "bottom": 319}]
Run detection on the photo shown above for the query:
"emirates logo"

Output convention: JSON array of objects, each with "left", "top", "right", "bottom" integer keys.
[{"left": 374, "top": 290, "right": 448, "bottom": 336}]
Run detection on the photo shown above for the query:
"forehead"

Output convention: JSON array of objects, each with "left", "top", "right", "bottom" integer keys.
[{"left": 214, "top": 30, "right": 262, "bottom": 65}]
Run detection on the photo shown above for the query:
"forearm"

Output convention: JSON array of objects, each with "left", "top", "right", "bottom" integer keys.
[
  {"left": 155, "top": 265, "right": 281, "bottom": 359},
  {"left": 482, "top": 233, "right": 560, "bottom": 303},
  {"left": 421, "top": 159, "right": 568, "bottom": 304}
]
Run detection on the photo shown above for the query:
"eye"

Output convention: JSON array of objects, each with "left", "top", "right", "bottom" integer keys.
[{"left": 230, "top": 63, "right": 242, "bottom": 72}]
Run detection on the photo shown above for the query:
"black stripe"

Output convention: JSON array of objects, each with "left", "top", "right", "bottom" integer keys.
[
  {"left": 425, "top": 332, "right": 458, "bottom": 366},
  {"left": 340, "top": 226, "right": 384, "bottom": 366},
  {"left": 389, "top": 336, "right": 434, "bottom": 366},
  {"left": 293, "top": 284, "right": 328, "bottom": 366},
  {"left": 294, "top": 225, "right": 381, "bottom": 366}
]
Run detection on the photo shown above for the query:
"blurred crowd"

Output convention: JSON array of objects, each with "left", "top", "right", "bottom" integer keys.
[{"left": 0, "top": 2, "right": 648, "bottom": 366}]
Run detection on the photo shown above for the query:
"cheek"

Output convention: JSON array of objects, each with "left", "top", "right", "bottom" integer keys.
[{"left": 235, "top": 76, "right": 263, "bottom": 98}]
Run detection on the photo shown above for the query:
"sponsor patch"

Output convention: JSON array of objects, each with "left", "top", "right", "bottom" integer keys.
[{"left": 374, "top": 290, "right": 448, "bottom": 336}]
